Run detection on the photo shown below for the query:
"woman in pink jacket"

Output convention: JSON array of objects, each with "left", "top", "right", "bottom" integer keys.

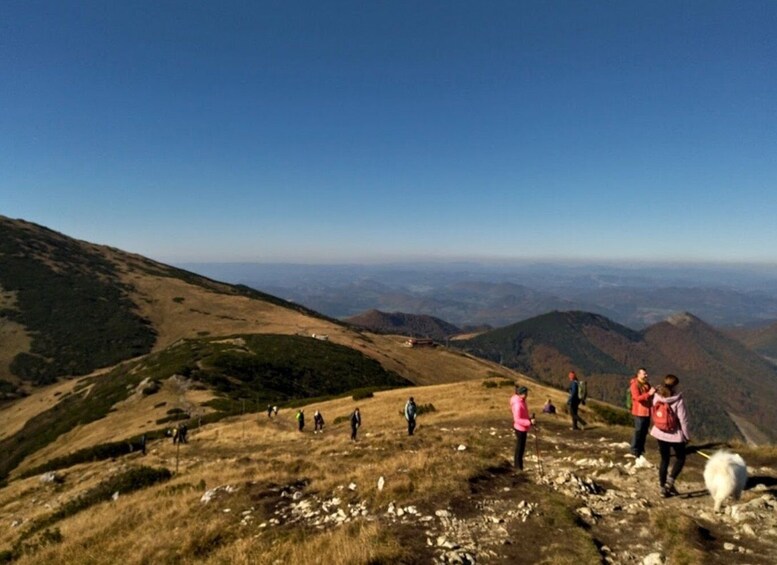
[
  {"left": 510, "top": 386, "right": 535, "bottom": 471},
  {"left": 649, "top": 374, "right": 691, "bottom": 497}
]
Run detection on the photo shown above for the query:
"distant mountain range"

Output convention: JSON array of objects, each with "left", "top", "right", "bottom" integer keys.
[
  {"left": 454, "top": 310, "right": 777, "bottom": 442},
  {"left": 183, "top": 262, "right": 777, "bottom": 330}
]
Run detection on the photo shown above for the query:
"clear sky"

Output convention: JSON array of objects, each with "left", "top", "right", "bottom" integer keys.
[{"left": 2, "top": 1, "right": 776, "bottom": 264}]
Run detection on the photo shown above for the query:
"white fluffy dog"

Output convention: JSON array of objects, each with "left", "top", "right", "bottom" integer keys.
[{"left": 703, "top": 450, "right": 748, "bottom": 512}]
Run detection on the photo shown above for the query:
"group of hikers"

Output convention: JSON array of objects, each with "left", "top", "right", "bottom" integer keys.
[
  {"left": 167, "top": 423, "right": 188, "bottom": 445},
  {"left": 290, "top": 397, "right": 419, "bottom": 441},
  {"left": 511, "top": 367, "right": 691, "bottom": 498}
]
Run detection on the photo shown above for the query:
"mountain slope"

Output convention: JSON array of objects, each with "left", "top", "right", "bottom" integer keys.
[
  {"left": 345, "top": 309, "right": 460, "bottom": 340},
  {"left": 2, "top": 379, "right": 776, "bottom": 564},
  {"left": 455, "top": 310, "right": 777, "bottom": 442},
  {"left": 727, "top": 320, "right": 777, "bottom": 365},
  {"left": 0, "top": 216, "right": 333, "bottom": 389}
]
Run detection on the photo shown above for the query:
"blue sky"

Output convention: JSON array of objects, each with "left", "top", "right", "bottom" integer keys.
[{"left": 2, "top": 1, "right": 776, "bottom": 263}]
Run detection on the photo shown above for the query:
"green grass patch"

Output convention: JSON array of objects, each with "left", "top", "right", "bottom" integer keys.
[{"left": 586, "top": 399, "right": 632, "bottom": 427}]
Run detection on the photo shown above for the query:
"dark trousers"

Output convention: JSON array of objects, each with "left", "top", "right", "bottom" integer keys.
[
  {"left": 657, "top": 440, "right": 686, "bottom": 486},
  {"left": 631, "top": 416, "right": 651, "bottom": 456},
  {"left": 407, "top": 418, "right": 416, "bottom": 436},
  {"left": 568, "top": 401, "right": 584, "bottom": 429},
  {"left": 351, "top": 425, "right": 358, "bottom": 440},
  {"left": 514, "top": 429, "right": 528, "bottom": 470}
]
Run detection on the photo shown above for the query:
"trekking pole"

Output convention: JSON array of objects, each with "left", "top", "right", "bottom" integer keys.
[{"left": 696, "top": 450, "right": 711, "bottom": 460}]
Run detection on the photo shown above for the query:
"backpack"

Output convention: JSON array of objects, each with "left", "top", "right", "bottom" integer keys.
[
  {"left": 577, "top": 381, "right": 587, "bottom": 403},
  {"left": 625, "top": 387, "right": 632, "bottom": 410},
  {"left": 652, "top": 400, "right": 678, "bottom": 433}
]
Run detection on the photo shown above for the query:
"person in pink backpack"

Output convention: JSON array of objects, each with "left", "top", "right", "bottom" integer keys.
[{"left": 649, "top": 374, "right": 691, "bottom": 497}]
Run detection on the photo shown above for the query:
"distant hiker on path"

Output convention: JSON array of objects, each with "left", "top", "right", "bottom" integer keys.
[
  {"left": 177, "top": 423, "right": 188, "bottom": 444},
  {"left": 542, "top": 398, "right": 556, "bottom": 415},
  {"left": 140, "top": 433, "right": 147, "bottom": 455},
  {"left": 313, "top": 410, "right": 325, "bottom": 433},
  {"left": 404, "top": 397, "right": 417, "bottom": 436},
  {"left": 273, "top": 406, "right": 278, "bottom": 416},
  {"left": 630, "top": 368, "right": 656, "bottom": 459},
  {"left": 267, "top": 405, "right": 273, "bottom": 418},
  {"left": 650, "top": 374, "right": 690, "bottom": 497},
  {"left": 171, "top": 426, "right": 179, "bottom": 445},
  {"left": 566, "top": 372, "right": 585, "bottom": 430},
  {"left": 510, "top": 385, "right": 535, "bottom": 471},
  {"left": 350, "top": 407, "right": 361, "bottom": 441},
  {"left": 296, "top": 409, "right": 305, "bottom": 432}
]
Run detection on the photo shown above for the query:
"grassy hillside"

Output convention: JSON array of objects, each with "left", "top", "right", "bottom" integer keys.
[
  {"left": 0, "top": 218, "right": 157, "bottom": 385},
  {"left": 0, "top": 216, "right": 341, "bottom": 389},
  {"left": 1, "top": 379, "right": 776, "bottom": 564},
  {"left": 0, "top": 333, "right": 410, "bottom": 482}
]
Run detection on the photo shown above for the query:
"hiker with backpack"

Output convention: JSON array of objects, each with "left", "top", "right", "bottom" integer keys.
[
  {"left": 404, "top": 397, "right": 417, "bottom": 436},
  {"left": 566, "top": 372, "right": 585, "bottom": 430},
  {"left": 649, "top": 374, "right": 690, "bottom": 497},
  {"left": 313, "top": 410, "right": 325, "bottom": 433},
  {"left": 350, "top": 407, "right": 361, "bottom": 441},
  {"left": 296, "top": 409, "right": 305, "bottom": 432},
  {"left": 629, "top": 368, "right": 656, "bottom": 460},
  {"left": 510, "top": 385, "right": 536, "bottom": 471}
]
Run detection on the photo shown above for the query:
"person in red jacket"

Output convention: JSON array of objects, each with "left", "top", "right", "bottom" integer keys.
[
  {"left": 510, "top": 385, "right": 535, "bottom": 471},
  {"left": 630, "top": 368, "right": 656, "bottom": 459}
]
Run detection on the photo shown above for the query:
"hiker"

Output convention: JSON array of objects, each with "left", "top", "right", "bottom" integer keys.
[
  {"left": 313, "top": 410, "right": 325, "bottom": 433},
  {"left": 171, "top": 426, "right": 178, "bottom": 445},
  {"left": 350, "top": 407, "right": 361, "bottom": 441},
  {"left": 296, "top": 409, "right": 305, "bottom": 432},
  {"left": 140, "top": 433, "right": 147, "bottom": 455},
  {"left": 510, "top": 385, "right": 535, "bottom": 471},
  {"left": 267, "top": 404, "right": 273, "bottom": 418},
  {"left": 178, "top": 423, "right": 188, "bottom": 444},
  {"left": 542, "top": 398, "right": 556, "bottom": 415},
  {"left": 629, "top": 367, "right": 656, "bottom": 459},
  {"left": 273, "top": 406, "right": 278, "bottom": 416},
  {"left": 650, "top": 374, "right": 690, "bottom": 497},
  {"left": 566, "top": 371, "right": 585, "bottom": 430},
  {"left": 404, "top": 396, "right": 417, "bottom": 436}
]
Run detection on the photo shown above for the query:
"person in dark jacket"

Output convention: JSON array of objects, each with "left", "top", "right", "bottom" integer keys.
[
  {"left": 566, "top": 372, "right": 583, "bottom": 430},
  {"left": 296, "top": 409, "right": 305, "bottom": 432},
  {"left": 313, "top": 410, "right": 325, "bottom": 433},
  {"left": 350, "top": 407, "right": 361, "bottom": 441},
  {"left": 404, "top": 397, "right": 417, "bottom": 436}
]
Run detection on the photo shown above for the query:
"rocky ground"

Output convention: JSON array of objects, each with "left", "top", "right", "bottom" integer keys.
[{"left": 194, "top": 419, "right": 777, "bottom": 564}]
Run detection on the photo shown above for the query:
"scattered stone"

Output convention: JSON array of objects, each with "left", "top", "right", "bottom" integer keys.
[
  {"left": 642, "top": 552, "right": 664, "bottom": 565},
  {"left": 112, "top": 491, "right": 120, "bottom": 501},
  {"left": 39, "top": 471, "right": 61, "bottom": 484},
  {"left": 457, "top": 445, "right": 467, "bottom": 451},
  {"left": 378, "top": 476, "right": 385, "bottom": 491}
]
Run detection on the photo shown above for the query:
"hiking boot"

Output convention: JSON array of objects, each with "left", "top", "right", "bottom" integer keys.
[
  {"left": 665, "top": 483, "right": 679, "bottom": 497},
  {"left": 660, "top": 486, "right": 669, "bottom": 498}
]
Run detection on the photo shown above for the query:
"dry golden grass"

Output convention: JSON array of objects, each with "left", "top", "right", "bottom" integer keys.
[
  {"left": 0, "top": 378, "right": 81, "bottom": 441},
  {"left": 2, "top": 376, "right": 602, "bottom": 564}
]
